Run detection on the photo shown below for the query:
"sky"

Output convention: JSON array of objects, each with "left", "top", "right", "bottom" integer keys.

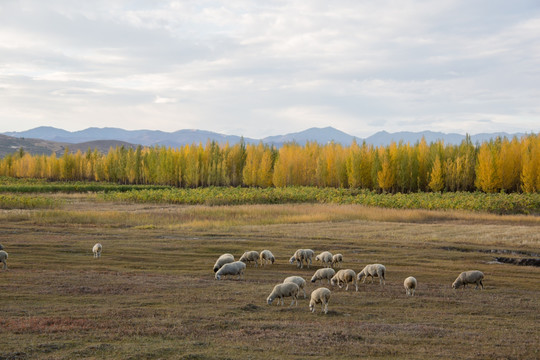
[{"left": 1, "top": 0, "right": 539, "bottom": 139}]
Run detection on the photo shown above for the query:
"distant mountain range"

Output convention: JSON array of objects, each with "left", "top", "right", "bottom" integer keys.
[
  {"left": 0, "top": 126, "right": 528, "bottom": 157},
  {"left": 0, "top": 134, "right": 136, "bottom": 157}
]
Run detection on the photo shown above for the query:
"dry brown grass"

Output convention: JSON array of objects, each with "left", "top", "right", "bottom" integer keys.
[{"left": 0, "top": 200, "right": 538, "bottom": 359}]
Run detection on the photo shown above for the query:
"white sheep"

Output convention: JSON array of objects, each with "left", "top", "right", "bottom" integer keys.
[
  {"left": 331, "top": 253, "right": 343, "bottom": 268},
  {"left": 310, "top": 268, "right": 336, "bottom": 284},
  {"left": 213, "top": 253, "right": 235, "bottom": 273},
  {"left": 452, "top": 270, "right": 485, "bottom": 290},
  {"left": 284, "top": 276, "right": 307, "bottom": 298},
  {"left": 259, "top": 250, "right": 275, "bottom": 266},
  {"left": 310, "top": 287, "right": 331, "bottom": 314},
  {"left": 290, "top": 249, "right": 307, "bottom": 269},
  {"left": 330, "top": 269, "right": 358, "bottom": 291},
  {"left": 357, "top": 264, "right": 386, "bottom": 285},
  {"left": 315, "top": 251, "right": 333, "bottom": 268},
  {"left": 92, "top": 243, "right": 102, "bottom": 258},
  {"left": 404, "top": 276, "right": 417, "bottom": 296},
  {"left": 303, "top": 249, "right": 314, "bottom": 268},
  {"left": 267, "top": 282, "right": 299, "bottom": 306},
  {"left": 0, "top": 250, "right": 8, "bottom": 270},
  {"left": 239, "top": 251, "right": 259, "bottom": 267},
  {"left": 215, "top": 261, "right": 246, "bottom": 280}
]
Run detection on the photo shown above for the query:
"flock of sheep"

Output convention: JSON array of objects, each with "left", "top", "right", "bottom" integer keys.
[
  {"left": 0, "top": 242, "right": 485, "bottom": 314},
  {"left": 212, "top": 249, "right": 485, "bottom": 314}
]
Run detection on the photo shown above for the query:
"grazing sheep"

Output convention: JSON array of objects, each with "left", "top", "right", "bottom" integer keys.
[
  {"left": 284, "top": 276, "right": 307, "bottom": 298},
  {"left": 0, "top": 250, "right": 8, "bottom": 270},
  {"left": 357, "top": 264, "right": 386, "bottom": 285},
  {"left": 92, "top": 243, "right": 102, "bottom": 258},
  {"left": 404, "top": 276, "right": 417, "bottom": 296},
  {"left": 259, "top": 250, "right": 275, "bottom": 266},
  {"left": 330, "top": 269, "right": 358, "bottom": 291},
  {"left": 215, "top": 261, "right": 246, "bottom": 280},
  {"left": 315, "top": 251, "right": 333, "bottom": 268},
  {"left": 310, "top": 287, "right": 331, "bottom": 314},
  {"left": 310, "top": 268, "right": 336, "bottom": 284},
  {"left": 290, "top": 249, "right": 309, "bottom": 269},
  {"left": 303, "top": 249, "right": 314, "bottom": 268},
  {"left": 331, "top": 253, "right": 343, "bottom": 268},
  {"left": 239, "top": 251, "right": 260, "bottom": 267},
  {"left": 213, "top": 253, "right": 235, "bottom": 273},
  {"left": 267, "top": 282, "right": 299, "bottom": 306},
  {"left": 452, "top": 270, "right": 485, "bottom": 290}
]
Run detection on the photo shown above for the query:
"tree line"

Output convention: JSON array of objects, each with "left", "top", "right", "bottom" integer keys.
[{"left": 0, "top": 134, "right": 538, "bottom": 193}]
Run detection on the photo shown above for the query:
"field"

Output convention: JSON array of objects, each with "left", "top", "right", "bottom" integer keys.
[{"left": 0, "top": 193, "right": 539, "bottom": 359}]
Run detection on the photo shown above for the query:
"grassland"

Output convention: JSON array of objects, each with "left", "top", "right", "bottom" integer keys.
[{"left": 0, "top": 193, "right": 539, "bottom": 359}]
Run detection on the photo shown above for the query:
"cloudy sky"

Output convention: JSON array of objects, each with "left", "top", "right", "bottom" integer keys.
[{"left": 1, "top": 0, "right": 539, "bottom": 138}]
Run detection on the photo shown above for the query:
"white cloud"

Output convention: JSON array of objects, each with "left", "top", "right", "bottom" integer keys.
[
  {"left": 154, "top": 96, "right": 177, "bottom": 104},
  {"left": 0, "top": 0, "right": 539, "bottom": 137}
]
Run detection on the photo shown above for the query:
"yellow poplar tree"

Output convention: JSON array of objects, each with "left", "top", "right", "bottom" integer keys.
[{"left": 428, "top": 155, "right": 444, "bottom": 192}]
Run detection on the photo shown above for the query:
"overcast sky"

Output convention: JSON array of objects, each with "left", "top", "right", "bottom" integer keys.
[{"left": 1, "top": 0, "right": 539, "bottom": 138}]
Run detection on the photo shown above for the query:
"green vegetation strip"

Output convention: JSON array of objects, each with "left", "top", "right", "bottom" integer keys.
[
  {"left": 0, "top": 194, "right": 58, "bottom": 209},
  {"left": 0, "top": 179, "right": 169, "bottom": 193},
  {"left": 99, "top": 187, "right": 540, "bottom": 215},
  {"left": 1, "top": 178, "right": 538, "bottom": 214}
]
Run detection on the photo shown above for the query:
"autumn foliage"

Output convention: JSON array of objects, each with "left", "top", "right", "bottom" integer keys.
[{"left": 0, "top": 134, "right": 538, "bottom": 193}]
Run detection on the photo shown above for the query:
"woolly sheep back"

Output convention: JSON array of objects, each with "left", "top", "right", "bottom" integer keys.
[
  {"left": 213, "top": 253, "right": 235, "bottom": 273},
  {"left": 267, "top": 282, "right": 299, "bottom": 306},
  {"left": 452, "top": 270, "right": 484, "bottom": 290},
  {"left": 310, "top": 287, "right": 331, "bottom": 314},
  {"left": 290, "top": 249, "right": 309, "bottom": 269},
  {"left": 239, "top": 251, "right": 260, "bottom": 267},
  {"left": 357, "top": 264, "right": 386, "bottom": 285},
  {"left": 311, "top": 268, "right": 336, "bottom": 284},
  {"left": 404, "top": 276, "right": 417, "bottom": 296},
  {"left": 260, "top": 250, "right": 275, "bottom": 266},
  {"left": 315, "top": 251, "right": 333, "bottom": 268},
  {"left": 92, "top": 243, "right": 102, "bottom": 258},
  {"left": 331, "top": 253, "right": 343, "bottom": 268},
  {"left": 283, "top": 276, "right": 307, "bottom": 298},
  {"left": 215, "top": 261, "right": 246, "bottom": 280},
  {"left": 331, "top": 269, "right": 358, "bottom": 291}
]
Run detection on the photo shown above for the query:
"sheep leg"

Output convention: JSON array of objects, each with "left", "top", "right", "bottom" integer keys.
[
  {"left": 345, "top": 282, "right": 349, "bottom": 291},
  {"left": 2, "top": 260, "right": 6, "bottom": 270},
  {"left": 290, "top": 295, "right": 297, "bottom": 307},
  {"left": 323, "top": 303, "right": 328, "bottom": 314},
  {"left": 303, "top": 288, "right": 307, "bottom": 299}
]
